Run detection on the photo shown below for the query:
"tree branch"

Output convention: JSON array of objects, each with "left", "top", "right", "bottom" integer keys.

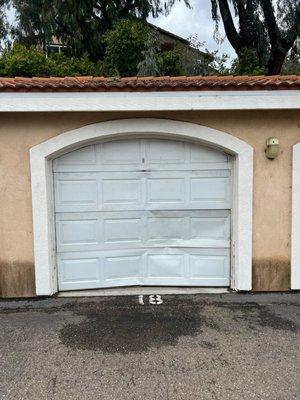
[
  {"left": 217, "top": 0, "right": 243, "bottom": 53},
  {"left": 281, "top": 2, "right": 300, "bottom": 50},
  {"left": 259, "top": 0, "right": 279, "bottom": 46},
  {"left": 260, "top": 0, "right": 298, "bottom": 74},
  {"left": 235, "top": 0, "right": 253, "bottom": 46}
]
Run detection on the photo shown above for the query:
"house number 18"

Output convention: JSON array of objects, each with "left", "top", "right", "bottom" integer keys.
[{"left": 138, "top": 295, "right": 163, "bottom": 305}]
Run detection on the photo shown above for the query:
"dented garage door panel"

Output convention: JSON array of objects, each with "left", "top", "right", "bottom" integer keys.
[
  {"left": 54, "top": 138, "right": 232, "bottom": 291},
  {"left": 58, "top": 248, "right": 230, "bottom": 290},
  {"left": 56, "top": 210, "right": 230, "bottom": 252}
]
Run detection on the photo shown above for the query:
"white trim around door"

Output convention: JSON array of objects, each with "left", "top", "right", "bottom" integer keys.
[
  {"left": 30, "top": 118, "right": 254, "bottom": 295},
  {"left": 292, "top": 143, "right": 300, "bottom": 289}
]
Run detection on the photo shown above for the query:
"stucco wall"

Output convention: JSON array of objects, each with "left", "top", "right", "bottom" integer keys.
[{"left": 0, "top": 110, "right": 299, "bottom": 297}]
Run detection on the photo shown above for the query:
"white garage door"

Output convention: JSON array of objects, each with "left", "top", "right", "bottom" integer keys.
[{"left": 53, "top": 138, "right": 232, "bottom": 290}]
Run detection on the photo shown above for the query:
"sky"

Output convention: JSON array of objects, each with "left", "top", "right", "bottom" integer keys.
[{"left": 148, "top": 0, "right": 237, "bottom": 61}]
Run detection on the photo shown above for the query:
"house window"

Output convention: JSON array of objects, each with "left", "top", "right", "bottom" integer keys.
[{"left": 46, "top": 44, "right": 68, "bottom": 57}]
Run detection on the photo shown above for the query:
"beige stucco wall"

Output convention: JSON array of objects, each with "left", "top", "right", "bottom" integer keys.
[{"left": 0, "top": 110, "right": 299, "bottom": 296}]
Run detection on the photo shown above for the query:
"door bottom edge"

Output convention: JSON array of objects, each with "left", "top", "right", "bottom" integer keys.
[{"left": 57, "top": 286, "right": 231, "bottom": 297}]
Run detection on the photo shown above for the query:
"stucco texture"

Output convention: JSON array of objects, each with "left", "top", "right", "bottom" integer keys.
[{"left": 0, "top": 110, "right": 299, "bottom": 297}]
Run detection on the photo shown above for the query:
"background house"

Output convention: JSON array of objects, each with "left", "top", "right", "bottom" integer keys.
[{"left": 45, "top": 23, "right": 212, "bottom": 74}]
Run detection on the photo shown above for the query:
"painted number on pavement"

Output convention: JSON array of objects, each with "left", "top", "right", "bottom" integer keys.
[{"left": 138, "top": 295, "right": 163, "bottom": 305}]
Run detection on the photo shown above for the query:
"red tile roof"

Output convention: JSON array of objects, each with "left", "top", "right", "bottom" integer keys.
[{"left": 0, "top": 75, "right": 299, "bottom": 92}]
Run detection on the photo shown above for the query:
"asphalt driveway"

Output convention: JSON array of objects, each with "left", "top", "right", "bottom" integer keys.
[{"left": 0, "top": 292, "right": 299, "bottom": 400}]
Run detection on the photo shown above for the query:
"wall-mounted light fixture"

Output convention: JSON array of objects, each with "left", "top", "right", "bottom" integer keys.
[{"left": 265, "top": 137, "right": 279, "bottom": 159}]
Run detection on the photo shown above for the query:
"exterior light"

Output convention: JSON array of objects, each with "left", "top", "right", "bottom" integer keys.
[{"left": 265, "top": 137, "right": 279, "bottom": 159}]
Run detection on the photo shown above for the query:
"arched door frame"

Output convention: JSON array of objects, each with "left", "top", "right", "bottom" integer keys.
[{"left": 30, "top": 118, "right": 253, "bottom": 295}]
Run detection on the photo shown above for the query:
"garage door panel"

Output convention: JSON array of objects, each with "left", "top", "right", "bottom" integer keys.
[
  {"left": 54, "top": 145, "right": 97, "bottom": 167},
  {"left": 58, "top": 219, "right": 98, "bottom": 246},
  {"left": 101, "top": 140, "right": 142, "bottom": 165},
  {"left": 58, "top": 250, "right": 144, "bottom": 290},
  {"left": 55, "top": 179, "right": 98, "bottom": 212},
  {"left": 103, "top": 255, "right": 142, "bottom": 280},
  {"left": 54, "top": 138, "right": 232, "bottom": 290},
  {"left": 146, "top": 139, "right": 186, "bottom": 165},
  {"left": 148, "top": 217, "right": 184, "bottom": 241},
  {"left": 190, "top": 144, "right": 228, "bottom": 163},
  {"left": 190, "top": 216, "right": 230, "bottom": 240},
  {"left": 147, "top": 178, "right": 185, "bottom": 204},
  {"left": 145, "top": 251, "right": 230, "bottom": 286},
  {"left": 58, "top": 258, "right": 100, "bottom": 290},
  {"left": 103, "top": 218, "right": 143, "bottom": 244},
  {"left": 190, "top": 177, "right": 230, "bottom": 206},
  {"left": 58, "top": 248, "right": 230, "bottom": 290},
  {"left": 147, "top": 254, "right": 185, "bottom": 278},
  {"left": 53, "top": 140, "right": 231, "bottom": 173},
  {"left": 190, "top": 255, "right": 229, "bottom": 279},
  {"left": 54, "top": 170, "right": 231, "bottom": 212},
  {"left": 102, "top": 179, "right": 142, "bottom": 206},
  {"left": 56, "top": 210, "right": 230, "bottom": 252}
]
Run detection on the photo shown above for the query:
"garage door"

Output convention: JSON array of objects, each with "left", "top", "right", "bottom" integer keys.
[{"left": 53, "top": 138, "right": 232, "bottom": 290}]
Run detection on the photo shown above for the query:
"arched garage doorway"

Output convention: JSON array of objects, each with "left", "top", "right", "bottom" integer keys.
[{"left": 30, "top": 119, "right": 253, "bottom": 295}]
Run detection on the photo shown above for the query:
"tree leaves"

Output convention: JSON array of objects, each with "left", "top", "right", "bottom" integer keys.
[
  {"left": 211, "top": 0, "right": 300, "bottom": 74},
  {"left": 10, "top": 0, "right": 190, "bottom": 61}
]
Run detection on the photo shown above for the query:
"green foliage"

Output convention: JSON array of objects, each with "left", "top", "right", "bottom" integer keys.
[
  {"left": 11, "top": 0, "right": 190, "bottom": 61},
  {"left": 11, "top": 0, "right": 55, "bottom": 49},
  {"left": 231, "top": 47, "right": 265, "bottom": 76},
  {"left": 2, "top": 44, "right": 50, "bottom": 76},
  {"left": 282, "top": 56, "right": 300, "bottom": 75},
  {"left": 138, "top": 32, "right": 230, "bottom": 77},
  {"left": 101, "top": 19, "right": 188, "bottom": 77},
  {"left": 282, "top": 42, "right": 300, "bottom": 74},
  {"left": 102, "top": 19, "right": 151, "bottom": 77},
  {"left": 137, "top": 31, "right": 160, "bottom": 76},
  {"left": 184, "top": 35, "right": 230, "bottom": 76},
  {"left": 46, "top": 53, "right": 100, "bottom": 76},
  {"left": 0, "top": 50, "right": 6, "bottom": 75},
  {"left": 0, "top": 25, "right": 232, "bottom": 78},
  {"left": 211, "top": 0, "right": 300, "bottom": 75},
  {"left": 155, "top": 49, "right": 184, "bottom": 76},
  {"left": 0, "top": 44, "right": 99, "bottom": 77}
]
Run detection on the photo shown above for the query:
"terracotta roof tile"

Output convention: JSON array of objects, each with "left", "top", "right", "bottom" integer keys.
[{"left": 0, "top": 75, "right": 298, "bottom": 92}]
